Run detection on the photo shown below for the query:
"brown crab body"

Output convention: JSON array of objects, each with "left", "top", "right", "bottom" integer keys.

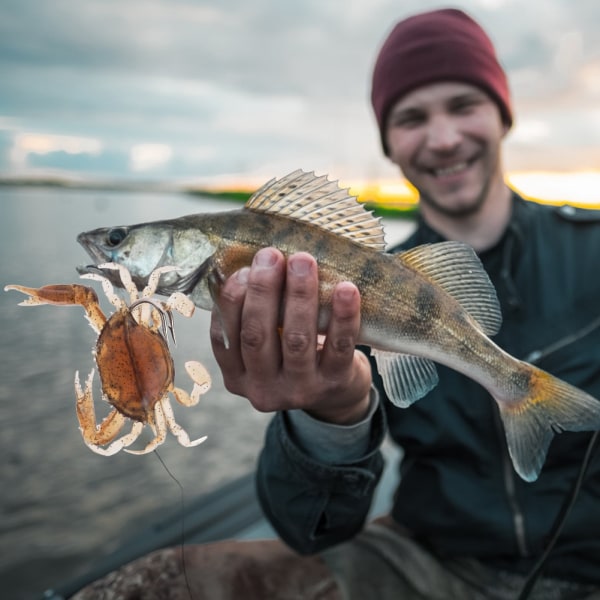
[{"left": 96, "top": 308, "right": 175, "bottom": 422}]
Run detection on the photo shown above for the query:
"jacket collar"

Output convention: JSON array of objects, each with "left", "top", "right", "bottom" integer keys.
[{"left": 409, "top": 189, "right": 528, "bottom": 250}]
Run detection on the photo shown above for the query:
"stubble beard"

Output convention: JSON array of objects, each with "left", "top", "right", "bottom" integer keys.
[{"left": 418, "top": 173, "right": 493, "bottom": 219}]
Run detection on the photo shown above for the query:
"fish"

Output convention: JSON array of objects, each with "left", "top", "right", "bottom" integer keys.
[{"left": 77, "top": 169, "right": 600, "bottom": 482}]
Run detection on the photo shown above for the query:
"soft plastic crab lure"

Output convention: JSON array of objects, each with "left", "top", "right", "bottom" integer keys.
[{"left": 5, "top": 263, "right": 211, "bottom": 456}]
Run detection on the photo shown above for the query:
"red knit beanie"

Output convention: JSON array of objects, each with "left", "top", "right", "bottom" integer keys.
[{"left": 371, "top": 8, "right": 512, "bottom": 155}]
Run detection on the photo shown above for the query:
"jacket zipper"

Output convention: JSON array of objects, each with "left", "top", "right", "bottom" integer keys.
[
  {"left": 494, "top": 405, "right": 530, "bottom": 556},
  {"left": 496, "top": 231, "right": 530, "bottom": 556}
]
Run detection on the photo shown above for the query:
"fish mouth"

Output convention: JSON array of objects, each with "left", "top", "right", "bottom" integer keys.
[
  {"left": 75, "top": 232, "right": 122, "bottom": 285},
  {"left": 75, "top": 231, "right": 114, "bottom": 277},
  {"left": 77, "top": 232, "right": 111, "bottom": 262},
  {"left": 76, "top": 264, "right": 98, "bottom": 276},
  {"left": 76, "top": 263, "right": 108, "bottom": 277}
]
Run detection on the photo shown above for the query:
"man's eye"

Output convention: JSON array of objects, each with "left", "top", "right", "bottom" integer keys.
[
  {"left": 454, "top": 102, "right": 473, "bottom": 112},
  {"left": 452, "top": 97, "right": 483, "bottom": 113},
  {"left": 390, "top": 114, "right": 423, "bottom": 128}
]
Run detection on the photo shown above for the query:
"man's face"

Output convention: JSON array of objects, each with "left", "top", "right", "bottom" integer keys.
[{"left": 385, "top": 81, "right": 509, "bottom": 218}]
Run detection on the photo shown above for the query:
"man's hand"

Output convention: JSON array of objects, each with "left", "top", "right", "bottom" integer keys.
[{"left": 210, "top": 248, "right": 372, "bottom": 424}]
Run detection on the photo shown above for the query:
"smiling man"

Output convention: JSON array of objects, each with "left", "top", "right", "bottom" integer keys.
[
  {"left": 385, "top": 81, "right": 512, "bottom": 251},
  {"left": 246, "top": 9, "right": 600, "bottom": 599},
  {"left": 371, "top": 9, "right": 514, "bottom": 252}
]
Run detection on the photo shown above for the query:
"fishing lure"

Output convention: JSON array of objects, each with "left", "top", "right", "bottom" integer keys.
[{"left": 5, "top": 263, "right": 210, "bottom": 456}]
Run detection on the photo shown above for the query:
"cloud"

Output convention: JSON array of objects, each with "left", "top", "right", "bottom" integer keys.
[
  {"left": 129, "top": 143, "right": 173, "bottom": 172},
  {"left": 9, "top": 132, "right": 102, "bottom": 171},
  {"left": 510, "top": 119, "right": 552, "bottom": 144},
  {"left": 1, "top": 0, "right": 599, "bottom": 181},
  {"left": 13, "top": 133, "right": 102, "bottom": 155}
]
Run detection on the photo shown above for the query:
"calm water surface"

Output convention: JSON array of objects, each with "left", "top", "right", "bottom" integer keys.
[{"left": 0, "top": 185, "right": 414, "bottom": 599}]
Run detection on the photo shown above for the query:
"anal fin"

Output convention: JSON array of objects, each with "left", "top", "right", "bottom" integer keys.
[{"left": 372, "top": 349, "right": 438, "bottom": 408}]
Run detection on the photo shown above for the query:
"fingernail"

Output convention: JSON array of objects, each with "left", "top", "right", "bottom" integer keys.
[
  {"left": 254, "top": 248, "right": 277, "bottom": 268},
  {"left": 335, "top": 282, "right": 356, "bottom": 301},
  {"left": 289, "top": 254, "right": 311, "bottom": 276},
  {"left": 236, "top": 267, "right": 250, "bottom": 284}
]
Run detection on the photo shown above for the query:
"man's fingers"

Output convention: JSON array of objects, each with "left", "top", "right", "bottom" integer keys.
[
  {"left": 237, "top": 248, "right": 286, "bottom": 379},
  {"left": 209, "top": 267, "right": 249, "bottom": 381},
  {"left": 279, "top": 253, "right": 320, "bottom": 377},
  {"left": 210, "top": 250, "right": 371, "bottom": 417},
  {"left": 320, "top": 281, "right": 362, "bottom": 374}
]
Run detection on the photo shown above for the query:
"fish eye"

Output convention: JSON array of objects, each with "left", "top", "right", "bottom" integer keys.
[{"left": 106, "top": 228, "right": 127, "bottom": 247}]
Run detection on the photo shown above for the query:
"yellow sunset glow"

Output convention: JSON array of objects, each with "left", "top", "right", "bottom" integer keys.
[
  {"left": 507, "top": 171, "right": 600, "bottom": 208},
  {"left": 346, "top": 179, "right": 417, "bottom": 209},
  {"left": 343, "top": 170, "right": 600, "bottom": 210},
  {"left": 201, "top": 170, "right": 600, "bottom": 213}
]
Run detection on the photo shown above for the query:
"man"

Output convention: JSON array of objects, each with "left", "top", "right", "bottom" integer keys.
[{"left": 74, "top": 8, "right": 600, "bottom": 599}]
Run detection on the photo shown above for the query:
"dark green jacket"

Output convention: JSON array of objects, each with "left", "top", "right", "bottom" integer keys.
[{"left": 256, "top": 193, "right": 600, "bottom": 583}]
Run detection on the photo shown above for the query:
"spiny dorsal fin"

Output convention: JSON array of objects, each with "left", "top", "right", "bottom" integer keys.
[
  {"left": 398, "top": 241, "right": 502, "bottom": 336},
  {"left": 245, "top": 169, "right": 386, "bottom": 251}
]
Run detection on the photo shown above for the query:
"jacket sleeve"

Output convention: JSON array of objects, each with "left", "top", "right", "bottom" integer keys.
[{"left": 255, "top": 400, "right": 387, "bottom": 555}]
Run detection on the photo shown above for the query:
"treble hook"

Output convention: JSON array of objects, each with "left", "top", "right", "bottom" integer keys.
[{"left": 129, "top": 298, "right": 177, "bottom": 346}]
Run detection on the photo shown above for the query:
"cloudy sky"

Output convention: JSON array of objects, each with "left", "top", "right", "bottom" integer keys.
[{"left": 1, "top": 0, "right": 599, "bottom": 191}]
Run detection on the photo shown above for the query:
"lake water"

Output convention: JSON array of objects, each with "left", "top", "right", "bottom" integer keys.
[{"left": 0, "top": 185, "right": 414, "bottom": 599}]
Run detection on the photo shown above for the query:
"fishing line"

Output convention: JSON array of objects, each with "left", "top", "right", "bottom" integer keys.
[
  {"left": 516, "top": 430, "right": 600, "bottom": 600},
  {"left": 153, "top": 449, "right": 194, "bottom": 600}
]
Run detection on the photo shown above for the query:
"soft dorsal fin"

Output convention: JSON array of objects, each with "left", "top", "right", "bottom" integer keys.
[
  {"left": 398, "top": 241, "right": 502, "bottom": 336},
  {"left": 245, "top": 169, "right": 387, "bottom": 251}
]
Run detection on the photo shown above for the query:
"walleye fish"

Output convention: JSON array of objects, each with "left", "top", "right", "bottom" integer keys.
[{"left": 77, "top": 169, "right": 600, "bottom": 482}]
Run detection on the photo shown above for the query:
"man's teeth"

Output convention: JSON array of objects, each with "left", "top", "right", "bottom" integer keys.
[{"left": 433, "top": 162, "right": 468, "bottom": 177}]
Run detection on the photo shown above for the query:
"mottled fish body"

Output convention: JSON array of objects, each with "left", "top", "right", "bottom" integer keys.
[{"left": 77, "top": 170, "right": 600, "bottom": 481}]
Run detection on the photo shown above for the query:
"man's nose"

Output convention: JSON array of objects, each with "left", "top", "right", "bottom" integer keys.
[{"left": 426, "top": 115, "right": 461, "bottom": 151}]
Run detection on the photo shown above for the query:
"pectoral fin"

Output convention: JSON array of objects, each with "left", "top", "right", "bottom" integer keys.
[
  {"left": 207, "top": 268, "right": 230, "bottom": 350},
  {"left": 372, "top": 349, "right": 438, "bottom": 407}
]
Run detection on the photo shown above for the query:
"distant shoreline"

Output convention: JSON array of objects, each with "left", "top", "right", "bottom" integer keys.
[
  {"left": 0, "top": 175, "right": 181, "bottom": 193},
  {"left": 0, "top": 176, "right": 420, "bottom": 220}
]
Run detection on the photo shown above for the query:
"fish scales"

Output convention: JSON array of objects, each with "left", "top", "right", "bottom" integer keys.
[{"left": 76, "top": 169, "right": 600, "bottom": 482}]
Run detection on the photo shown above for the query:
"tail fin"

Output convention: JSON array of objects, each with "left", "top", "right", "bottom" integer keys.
[{"left": 498, "top": 366, "right": 600, "bottom": 482}]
